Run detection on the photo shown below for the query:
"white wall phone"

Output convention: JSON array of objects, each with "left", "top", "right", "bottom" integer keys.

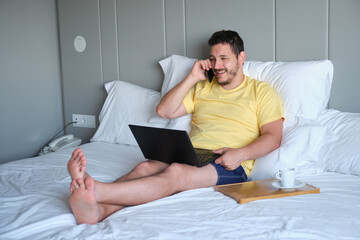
[
  {"left": 49, "top": 134, "right": 81, "bottom": 151},
  {"left": 39, "top": 134, "right": 81, "bottom": 155}
]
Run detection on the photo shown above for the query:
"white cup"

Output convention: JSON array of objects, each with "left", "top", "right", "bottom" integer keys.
[{"left": 275, "top": 168, "right": 295, "bottom": 188}]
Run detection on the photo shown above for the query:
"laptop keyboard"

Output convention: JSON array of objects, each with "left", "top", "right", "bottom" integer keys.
[{"left": 195, "top": 149, "right": 222, "bottom": 167}]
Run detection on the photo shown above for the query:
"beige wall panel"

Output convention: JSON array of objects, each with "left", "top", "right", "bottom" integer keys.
[
  {"left": 116, "top": 0, "right": 166, "bottom": 91},
  {"left": 165, "top": 0, "right": 186, "bottom": 56},
  {"left": 276, "top": 0, "right": 328, "bottom": 61},
  {"left": 185, "top": 0, "right": 275, "bottom": 61},
  {"left": 328, "top": 0, "right": 360, "bottom": 113},
  {"left": 100, "top": 0, "right": 119, "bottom": 84},
  {"left": 58, "top": 0, "right": 103, "bottom": 142},
  {"left": 0, "top": 0, "right": 63, "bottom": 162}
]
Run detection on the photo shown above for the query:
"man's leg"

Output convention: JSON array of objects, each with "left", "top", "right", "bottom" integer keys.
[
  {"left": 70, "top": 163, "right": 217, "bottom": 223},
  {"left": 68, "top": 148, "right": 169, "bottom": 192},
  {"left": 114, "top": 160, "right": 169, "bottom": 182},
  {"left": 91, "top": 162, "right": 218, "bottom": 206}
]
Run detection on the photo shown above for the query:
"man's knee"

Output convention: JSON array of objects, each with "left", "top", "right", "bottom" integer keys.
[
  {"left": 132, "top": 160, "right": 168, "bottom": 176},
  {"left": 132, "top": 161, "right": 157, "bottom": 176},
  {"left": 163, "top": 163, "right": 186, "bottom": 184}
]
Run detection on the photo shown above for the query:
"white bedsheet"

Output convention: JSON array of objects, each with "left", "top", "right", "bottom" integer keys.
[{"left": 1, "top": 142, "right": 360, "bottom": 240}]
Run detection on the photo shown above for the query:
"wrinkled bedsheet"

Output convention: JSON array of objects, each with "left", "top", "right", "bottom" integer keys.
[{"left": 1, "top": 142, "right": 360, "bottom": 240}]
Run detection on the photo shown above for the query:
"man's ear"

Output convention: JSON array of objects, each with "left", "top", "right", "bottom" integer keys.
[{"left": 238, "top": 51, "right": 246, "bottom": 64}]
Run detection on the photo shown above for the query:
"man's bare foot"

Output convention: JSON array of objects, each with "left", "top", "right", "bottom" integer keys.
[
  {"left": 70, "top": 179, "right": 81, "bottom": 193},
  {"left": 67, "top": 148, "right": 87, "bottom": 181},
  {"left": 69, "top": 177, "right": 100, "bottom": 224}
]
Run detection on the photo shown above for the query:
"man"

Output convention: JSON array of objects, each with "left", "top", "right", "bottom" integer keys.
[{"left": 67, "top": 30, "right": 284, "bottom": 224}]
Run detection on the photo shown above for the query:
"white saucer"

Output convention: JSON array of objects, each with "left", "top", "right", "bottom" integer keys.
[{"left": 272, "top": 180, "right": 305, "bottom": 189}]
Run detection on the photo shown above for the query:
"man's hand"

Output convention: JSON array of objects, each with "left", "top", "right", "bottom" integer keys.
[
  {"left": 213, "top": 147, "right": 247, "bottom": 171},
  {"left": 156, "top": 58, "right": 213, "bottom": 119},
  {"left": 212, "top": 118, "right": 284, "bottom": 171},
  {"left": 190, "top": 59, "right": 212, "bottom": 82}
]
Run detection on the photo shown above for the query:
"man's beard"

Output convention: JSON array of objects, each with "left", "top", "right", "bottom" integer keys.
[{"left": 216, "top": 61, "right": 240, "bottom": 86}]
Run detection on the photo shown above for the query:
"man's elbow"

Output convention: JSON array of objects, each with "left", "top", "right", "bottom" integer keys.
[
  {"left": 156, "top": 104, "right": 170, "bottom": 119},
  {"left": 274, "top": 140, "right": 281, "bottom": 150},
  {"left": 273, "top": 135, "right": 282, "bottom": 150}
]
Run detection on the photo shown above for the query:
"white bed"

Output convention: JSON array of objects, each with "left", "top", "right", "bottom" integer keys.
[{"left": 1, "top": 56, "right": 360, "bottom": 240}]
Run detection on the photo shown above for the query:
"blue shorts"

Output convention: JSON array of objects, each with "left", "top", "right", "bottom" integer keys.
[{"left": 210, "top": 162, "right": 248, "bottom": 185}]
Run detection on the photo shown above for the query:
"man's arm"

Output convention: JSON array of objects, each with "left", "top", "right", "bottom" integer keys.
[
  {"left": 156, "top": 59, "right": 212, "bottom": 119},
  {"left": 213, "top": 118, "right": 283, "bottom": 170}
]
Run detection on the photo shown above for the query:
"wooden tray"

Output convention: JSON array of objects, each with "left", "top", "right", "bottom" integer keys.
[{"left": 215, "top": 178, "right": 320, "bottom": 204}]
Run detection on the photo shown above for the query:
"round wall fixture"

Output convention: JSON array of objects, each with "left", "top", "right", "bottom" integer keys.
[{"left": 74, "top": 35, "right": 86, "bottom": 53}]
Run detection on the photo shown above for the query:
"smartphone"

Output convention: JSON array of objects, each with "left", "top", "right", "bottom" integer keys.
[{"left": 206, "top": 69, "right": 214, "bottom": 82}]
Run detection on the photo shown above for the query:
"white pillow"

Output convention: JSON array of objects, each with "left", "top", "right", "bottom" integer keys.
[
  {"left": 157, "top": 55, "right": 197, "bottom": 132},
  {"left": 91, "top": 80, "right": 169, "bottom": 146},
  {"left": 249, "top": 120, "right": 337, "bottom": 181},
  {"left": 158, "top": 55, "right": 334, "bottom": 132},
  {"left": 159, "top": 54, "right": 197, "bottom": 98},
  {"left": 243, "top": 60, "right": 334, "bottom": 119},
  {"left": 318, "top": 109, "right": 360, "bottom": 176},
  {"left": 167, "top": 114, "right": 192, "bottom": 133}
]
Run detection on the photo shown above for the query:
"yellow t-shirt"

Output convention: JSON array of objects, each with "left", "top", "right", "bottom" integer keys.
[{"left": 183, "top": 75, "right": 284, "bottom": 175}]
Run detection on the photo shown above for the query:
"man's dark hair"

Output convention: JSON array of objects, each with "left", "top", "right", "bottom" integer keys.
[{"left": 208, "top": 30, "right": 244, "bottom": 57}]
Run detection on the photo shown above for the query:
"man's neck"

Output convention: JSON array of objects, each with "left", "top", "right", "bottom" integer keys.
[{"left": 221, "top": 73, "right": 245, "bottom": 90}]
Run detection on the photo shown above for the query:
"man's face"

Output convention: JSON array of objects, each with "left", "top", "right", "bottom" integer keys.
[{"left": 209, "top": 43, "right": 242, "bottom": 87}]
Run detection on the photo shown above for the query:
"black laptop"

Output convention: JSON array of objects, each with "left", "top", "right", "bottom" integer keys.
[{"left": 129, "top": 124, "right": 221, "bottom": 167}]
